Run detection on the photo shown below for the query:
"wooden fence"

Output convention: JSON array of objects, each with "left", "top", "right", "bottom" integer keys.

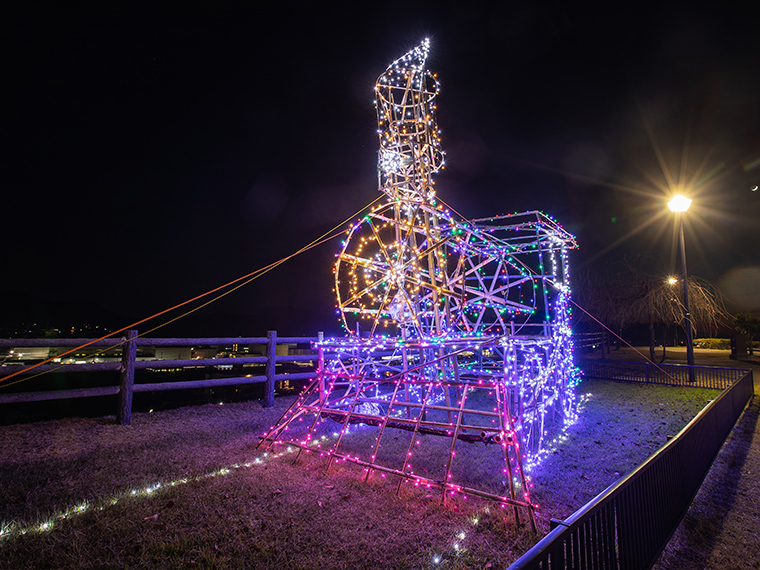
[{"left": 0, "top": 331, "right": 321, "bottom": 424}]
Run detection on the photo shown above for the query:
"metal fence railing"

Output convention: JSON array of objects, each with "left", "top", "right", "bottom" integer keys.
[
  {"left": 573, "top": 331, "right": 605, "bottom": 351},
  {"left": 578, "top": 358, "right": 743, "bottom": 390},
  {"left": 508, "top": 365, "right": 754, "bottom": 570}
]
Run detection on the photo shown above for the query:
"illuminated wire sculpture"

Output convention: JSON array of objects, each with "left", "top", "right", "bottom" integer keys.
[{"left": 261, "top": 40, "right": 579, "bottom": 527}]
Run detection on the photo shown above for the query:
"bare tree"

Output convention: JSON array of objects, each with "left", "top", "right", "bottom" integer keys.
[
  {"left": 574, "top": 264, "right": 631, "bottom": 356},
  {"left": 574, "top": 259, "right": 732, "bottom": 362},
  {"left": 624, "top": 272, "right": 731, "bottom": 361}
]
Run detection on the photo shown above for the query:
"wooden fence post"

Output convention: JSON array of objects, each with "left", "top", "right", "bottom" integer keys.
[
  {"left": 317, "top": 337, "right": 325, "bottom": 405},
  {"left": 118, "top": 329, "right": 138, "bottom": 425},
  {"left": 264, "top": 330, "right": 276, "bottom": 407}
]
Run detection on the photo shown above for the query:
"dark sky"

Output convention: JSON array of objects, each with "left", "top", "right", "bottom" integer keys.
[{"left": 2, "top": 2, "right": 759, "bottom": 336}]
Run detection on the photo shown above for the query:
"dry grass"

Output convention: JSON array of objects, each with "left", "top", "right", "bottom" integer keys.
[
  {"left": 531, "top": 382, "right": 719, "bottom": 521},
  {"left": 0, "top": 376, "right": 722, "bottom": 569}
]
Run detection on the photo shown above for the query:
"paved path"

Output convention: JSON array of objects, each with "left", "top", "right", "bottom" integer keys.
[{"left": 654, "top": 395, "right": 759, "bottom": 569}]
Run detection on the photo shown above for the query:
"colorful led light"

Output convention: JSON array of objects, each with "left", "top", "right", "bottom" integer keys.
[{"left": 262, "top": 40, "right": 579, "bottom": 527}]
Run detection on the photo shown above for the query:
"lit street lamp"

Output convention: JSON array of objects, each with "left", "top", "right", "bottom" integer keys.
[{"left": 668, "top": 194, "right": 695, "bottom": 377}]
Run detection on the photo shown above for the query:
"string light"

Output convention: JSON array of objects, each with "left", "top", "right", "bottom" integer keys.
[
  {"left": 263, "top": 40, "right": 579, "bottom": 525},
  {"left": 0, "top": 451, "right": 292, "bottom": 542}
]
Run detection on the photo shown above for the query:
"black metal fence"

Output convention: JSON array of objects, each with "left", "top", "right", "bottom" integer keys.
[
  {"left": 578, "top": 358, "right": 741, "bottom": 390},
  {"left": 574, "top": 332, "right": 605, "bottom": 352},
  {"left": 508, "top": 364, "right": 754, "bottom": 570},
  {"left": 0, "top": 331, "right": 320, "bottom": 424}
]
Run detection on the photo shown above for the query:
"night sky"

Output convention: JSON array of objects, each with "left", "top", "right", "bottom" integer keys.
[{"left": 3, "top": 3, "right": 759, "bottom": 337}]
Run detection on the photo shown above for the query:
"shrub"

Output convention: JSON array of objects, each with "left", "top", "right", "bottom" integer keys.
[{"left": 693, "top": 338, "right": 730, "bottom": 350}]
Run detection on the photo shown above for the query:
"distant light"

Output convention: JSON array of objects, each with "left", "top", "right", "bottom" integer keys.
[
  {"left": 752, "top": 185, "right": 758, "bottom": 192},
  {"left": 667, "top": 277, "right": 678, "bottom": 285},
  {"left": 668, "top": 195, "right": 692, "bottom": 212}
]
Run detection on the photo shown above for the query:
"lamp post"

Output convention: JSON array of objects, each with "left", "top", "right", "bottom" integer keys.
[
  {"left": 668, "top": 195, "right": 695, "bottom": 379},
  {"left": 666, "top": 277, "right": 679, "bottom": 347}
]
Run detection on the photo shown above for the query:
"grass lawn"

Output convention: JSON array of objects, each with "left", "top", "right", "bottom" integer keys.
[{"left": 0, "top": 378, "right": 719, "bottom": 569}]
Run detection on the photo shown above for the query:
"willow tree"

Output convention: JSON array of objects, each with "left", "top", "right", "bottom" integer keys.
[
  {"left": 627, "top": 274, "right": 731, "bottom": 361},
  {"left": 575, "top": 260, "right": 731, "bottom": 362}
]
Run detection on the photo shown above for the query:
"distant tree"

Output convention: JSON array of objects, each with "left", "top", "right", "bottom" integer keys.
[
  {"left": 627, "top": 274, "right": 732, "bottom": 361},
  {"left": 574, "top": 258, "right": 731, "bottom": 362},
  {"left": 734, "top": 313, "right": 760, "bottom": 355},
  {"left": 573, "top": 263, "right": 637, "bottom": 356}
]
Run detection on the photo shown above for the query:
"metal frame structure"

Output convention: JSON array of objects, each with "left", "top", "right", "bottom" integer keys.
[{"left": 261, "top": 40, "right": 579, "bottom": 527}]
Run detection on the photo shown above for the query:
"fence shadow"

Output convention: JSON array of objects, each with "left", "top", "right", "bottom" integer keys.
[{"left": 653, "top": 395, "right": 760, "bottom": 569}]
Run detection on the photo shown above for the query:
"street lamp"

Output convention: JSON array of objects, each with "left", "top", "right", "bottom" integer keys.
[{"left": 668, "top": 194, "right": 695, "bottom": 376}]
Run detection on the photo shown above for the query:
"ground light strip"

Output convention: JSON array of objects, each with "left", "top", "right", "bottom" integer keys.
[
  {"left": 1, "top": 393, "right": 590, "bottom": 565},
  {"left": 0, "top": 445, "right": 508, "bottom": 568},
  {"left": 0, "top": 447, "right": 294, "bottom": 542},
  {"left": 0, "top": 442, "right": 489, "bottom": 569}
]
